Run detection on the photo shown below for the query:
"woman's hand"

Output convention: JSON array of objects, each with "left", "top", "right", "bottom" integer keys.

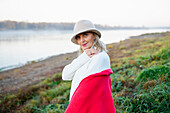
[{"left": 85, "top": 48, "right": 99, "bottom": 58}]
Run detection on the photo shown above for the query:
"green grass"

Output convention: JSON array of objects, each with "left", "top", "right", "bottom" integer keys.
[{"left": 110, "top": 35, "right": 170, "bottom": 112}]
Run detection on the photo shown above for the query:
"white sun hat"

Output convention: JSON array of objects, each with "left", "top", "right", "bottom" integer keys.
[{"left": 71, "top": 20, "right": 101, "bottom": 44}]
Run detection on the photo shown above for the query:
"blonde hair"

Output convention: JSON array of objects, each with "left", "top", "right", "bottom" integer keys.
[{"left": 78, "top": 33, "right": 107, "bottom": 55}]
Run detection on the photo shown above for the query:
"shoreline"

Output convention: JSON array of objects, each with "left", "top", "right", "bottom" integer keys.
[
  {"left": 0, "top": 50, "right": 78, "bottom": 72},
  {"left": 0, "top": 31, "right": 169, "bottom": 95}
]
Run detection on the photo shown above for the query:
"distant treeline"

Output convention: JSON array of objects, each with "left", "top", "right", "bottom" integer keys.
[
  {"left": 0, "top": 20, "right": 75, "bottom": 30},
  {"left": 0, "top": 20, "right": 115, "bottom": 30},
  {"left": 0, "top": 20, "right": 169, "bottom": 30}
]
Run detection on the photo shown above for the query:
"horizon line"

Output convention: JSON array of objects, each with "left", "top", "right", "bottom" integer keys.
[{"left": 0, "top": 19, "right": 170, "bottom": 28}]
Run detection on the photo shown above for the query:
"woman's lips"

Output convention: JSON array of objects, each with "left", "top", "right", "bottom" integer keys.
[{"left": 82, "top": 43, "right": 88, "bottom": 46}]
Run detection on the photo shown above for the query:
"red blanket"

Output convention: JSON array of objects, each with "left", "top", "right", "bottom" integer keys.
[{"left": 65, "top": 69, "right": 116, "bottom": 113}]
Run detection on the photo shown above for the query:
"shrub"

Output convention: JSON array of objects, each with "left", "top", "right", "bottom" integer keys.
[{"left": 135, "top": 65, "right": 170, "bottom": 83}]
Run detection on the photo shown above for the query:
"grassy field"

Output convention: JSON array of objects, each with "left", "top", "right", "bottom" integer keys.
[{"left": 0, "top": 32, "right": 169, "bottom": 113}]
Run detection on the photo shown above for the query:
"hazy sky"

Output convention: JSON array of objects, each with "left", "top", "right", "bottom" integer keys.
[{"left": 0, "top": 0, "right": 170, "bottom": 27}]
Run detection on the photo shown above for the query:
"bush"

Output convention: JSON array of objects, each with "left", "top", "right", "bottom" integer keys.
[{"left": 135, "top": 65, "right": 170, "bottom": 82}]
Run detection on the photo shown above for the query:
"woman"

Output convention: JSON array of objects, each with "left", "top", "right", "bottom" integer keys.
[{"left": 62, "top": 20, "right": 116, "bottom": 113}]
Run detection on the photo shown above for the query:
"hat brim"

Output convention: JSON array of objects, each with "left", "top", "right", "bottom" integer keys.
[{"left": 71, "top": 28, "right": 101, "bottom": 45}]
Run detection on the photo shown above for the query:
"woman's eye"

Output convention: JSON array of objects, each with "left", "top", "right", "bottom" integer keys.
[
  {"left": 84, "top": 33, "right": 88, "bottom": 36},
  {"left": 76, "top": 36, "right": 80, "bottom": 40}
]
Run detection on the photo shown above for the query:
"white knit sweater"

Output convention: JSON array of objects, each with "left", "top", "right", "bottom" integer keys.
[{"left": 62, "top": 51, "right": 111, "bottom": 101}]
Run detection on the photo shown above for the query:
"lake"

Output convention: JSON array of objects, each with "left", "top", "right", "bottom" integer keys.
[{"left": 0, "top": 29, "right": 169, "bottom": 71}]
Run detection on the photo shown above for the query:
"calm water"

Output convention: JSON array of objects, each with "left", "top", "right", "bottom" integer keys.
[{"left": 0, "top": 29, "right": 169, "bottom": 71}]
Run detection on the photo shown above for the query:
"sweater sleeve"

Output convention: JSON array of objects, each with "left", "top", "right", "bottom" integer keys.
[
  {"left": 62, "top": 51, "right": 90, "bottom": 81},
  {"left": 85, "top": 52, "right": 111, "bottom": 76}
]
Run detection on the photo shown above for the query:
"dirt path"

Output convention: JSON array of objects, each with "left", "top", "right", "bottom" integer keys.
[{"left": 0, "top": 52, "right": 77, "bottom": 95}]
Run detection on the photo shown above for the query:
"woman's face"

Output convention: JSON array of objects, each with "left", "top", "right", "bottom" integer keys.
[{"left": 76, "top": 32, "right": 95, "bottom": 50}]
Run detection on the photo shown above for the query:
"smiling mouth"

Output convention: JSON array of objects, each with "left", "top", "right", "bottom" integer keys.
[{"left": 82, "top": 43, "right": 88, "bottom": 46}]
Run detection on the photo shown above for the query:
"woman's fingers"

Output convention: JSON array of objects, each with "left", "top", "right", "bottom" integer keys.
[
  {"left": 85, "top": 49, "right": 92, "bottom": 57},
  {"left": 85, "top": 48, "right": 98, "bottom": 58}
]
